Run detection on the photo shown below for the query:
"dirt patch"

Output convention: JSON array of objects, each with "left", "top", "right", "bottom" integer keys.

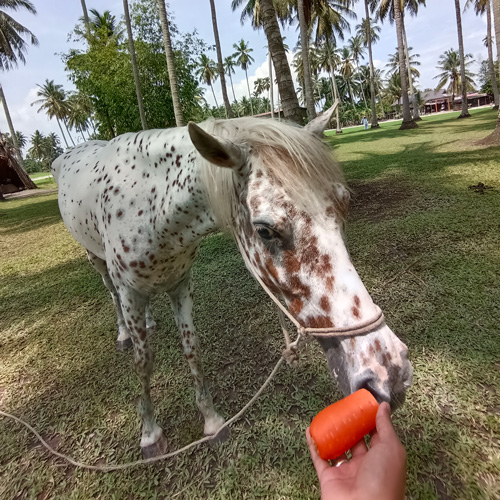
[
  {"left": 348, "top": 178, "right": 416, "bottom": 222},
  {"left": 3, "top": 188, "right": 57, "bottom": 200}
]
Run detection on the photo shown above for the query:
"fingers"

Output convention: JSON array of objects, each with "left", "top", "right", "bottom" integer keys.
[
  {"left": 350, "top": 437, "right": 368, "bottom": 457},
  {"left": 306, "top": 427, "right": 331, "bottom": 477}
]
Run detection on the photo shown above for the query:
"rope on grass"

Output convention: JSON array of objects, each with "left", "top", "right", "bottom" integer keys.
[{"left": 0, "top": 355, "right": 288, "bottom": 472}]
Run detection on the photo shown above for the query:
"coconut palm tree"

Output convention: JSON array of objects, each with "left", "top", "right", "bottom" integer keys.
[
  {"left": 196, "top": 54, "right": 220, "bottom": 111},
  {"left": 348, "top": 35, "right": 367, "bottom": 104},
  {"left": 233, "top": 39, "right": 255, "bottom": 115},
  {"left": 339, "top": 47, "right": 356, "bottom": 105},
  {"left": 224, "top": 55, "right": 239, "bottom": 114},
  {"left": 157, "top": 0, "right": 184, "bottom": 126},
  {"left": 465, "top": 0, "right": 499, "bottom": 109},
  {"left": 453, "top": 0, "right": 471, "bottom": 118},
  {"left": 297, "top": 0, "right": 316, "bottom": 119},
  {"left": 87, "top": 8, "right": 123, "bottom": 45},
  {"left": 373, "top": 0, "right": 424, "bottom": 128},
  {"left": 209, "top": 0, "right": 234, "bottom": 119},
  {"left": 67, "top": 92, "right": 93, "bottom": 141},
  {"left": 251, "top": 0, "right": 304, "bottom": 123},
  {"left": 123, "top": 0, "right": 147, "bottom": 130},
  {"left": 355, "top": 11, "right": 381, "bottom": 127},
  {"left": 0, "top": 0, "right": 38, "bottom": 165},
  {"left": 386, "top": 47, "right": 420, "bottom": 79},
  {"left": 31, "top": 79, "right": 72, "bottom": 148},
  {"left": 28, "top": 130, "right": 44, "bottom": 160},
  {"left": 434, "top": 48, "right": 475, "bottom": 107}
]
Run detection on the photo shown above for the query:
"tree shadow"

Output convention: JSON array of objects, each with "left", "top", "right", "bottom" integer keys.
[{"left": 0, "top": 196, "right": 61, "bottom": 235}]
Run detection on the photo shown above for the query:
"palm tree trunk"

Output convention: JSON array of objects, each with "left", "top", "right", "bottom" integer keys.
[
  {"left": 209, "top": 0, "right": 233, "bottom": 119},
  {"left": 401, "top": 18, "right": 420, "bottom": 121},
  {"left": 297, "top": 0, "right": 316, "bottom": 120},
  {"left": 394, "top": 0, "right": 417, "bottom": 129},
  {"left": 228, "top": 71, "right": 239, "bottom": 116},
  {"left": 64, "top": 120, "right": 76, "bottom": 146},
  {"left": 55, "top": 117, "right": 69, "bottom": 148},
  {"left": 486, "top": 1, "right": 499, "bottom": 109},
  {"left": 0, "top": 84, "right": 25, "bottom": 166},
  {"left": 259, "top": 0, "right": 305, "bottom": 124},
  {"left": 364, "top": 1, "right": 380, "bottom": 128},
  {"left": 244, "top": 67, "right": 254, "bottom": 115},
  {"left": 454, "top": 0, "right": 471, "bottom": 118},
  {"left": 81, "top": 0, "right": 90, "bottom": 38},
  {"left": 123, "top": 0, "right": 148, "bottom": 130},
  {"left": 157, "top": 0, "right": 184, "bottom": 127},
  {"left": 326, "top": 41, "right": 342, "bottom": 133},
  {"left": 210, "top": 83, "right": 220, "bottom": 110},
  {"left": 269, "top": 53, "right": 275, "bottom": 118}
]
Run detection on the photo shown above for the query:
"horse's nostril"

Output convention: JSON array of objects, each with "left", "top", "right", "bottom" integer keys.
[{"left": 354, "top": 378, "right": 390, "bottom": 405}]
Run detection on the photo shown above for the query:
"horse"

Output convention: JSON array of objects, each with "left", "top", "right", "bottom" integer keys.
[{"left": 52, "top": 108, "right": 413, "bottom": 458}]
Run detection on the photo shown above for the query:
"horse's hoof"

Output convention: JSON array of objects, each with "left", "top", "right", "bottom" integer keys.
[
  {"left": 207, "top": 425, "right": 230, "bottom": 447},
  {"left": 141, "top": 434, "right": 168, "bottom": 459},
  {"left": 116, "top": 337, "right": 133, "bottom": 351}
]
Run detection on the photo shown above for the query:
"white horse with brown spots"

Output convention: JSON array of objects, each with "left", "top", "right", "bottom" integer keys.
[{"left": 52, "top": 108, "right": 413, "bottom": 458}]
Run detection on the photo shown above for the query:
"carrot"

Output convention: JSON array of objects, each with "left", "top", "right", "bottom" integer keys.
[{"left": 309, "top": 389, "right": 379, "bottom": 460}]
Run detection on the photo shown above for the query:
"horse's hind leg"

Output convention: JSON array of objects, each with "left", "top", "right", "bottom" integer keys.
[
  {"left": 168, "top": 272, "right": 226, "bottom": 439},
  {"left": 86, "top": 251, "right": 132, "bottom": 350}
]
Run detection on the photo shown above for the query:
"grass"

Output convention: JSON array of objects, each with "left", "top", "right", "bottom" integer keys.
[
  {"left": 29, "top": 172, "right": 53, "bottom": 180},
  {"left": 1, "top": 108, "right": 499, "bottom": 499}
]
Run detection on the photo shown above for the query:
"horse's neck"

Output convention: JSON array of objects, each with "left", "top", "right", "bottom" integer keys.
[{"left": 151, "top": 129, "right": 220, "bottom": 243}]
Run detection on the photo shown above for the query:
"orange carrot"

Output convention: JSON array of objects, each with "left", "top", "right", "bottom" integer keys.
[{"left": 309, "top": 389, "right": 379, "bottom": 460}]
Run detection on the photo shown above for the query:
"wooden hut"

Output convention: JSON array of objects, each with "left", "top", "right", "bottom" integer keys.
[{"left": 0, "top": 137, "right": 36, "bottom": 199}]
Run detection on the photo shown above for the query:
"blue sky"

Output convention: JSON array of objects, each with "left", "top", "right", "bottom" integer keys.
[{"left": 0, "top": 0, "right": 489, "bottom": 144}]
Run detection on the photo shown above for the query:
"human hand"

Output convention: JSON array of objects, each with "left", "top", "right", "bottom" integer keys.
[{"left": 306, "top": 402, "right": 406, "bottom": 500}]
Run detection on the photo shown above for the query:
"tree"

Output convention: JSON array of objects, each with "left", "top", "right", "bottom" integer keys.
[
  {"left": 224, "top": 55, "right": 239, "bottom": 114},
  {"left": 26, "top": 130, "right": 63, "bottom": 172},
  {"left": 356, "top": 9, "right": 381, "bottom": 127},
  {"left": 31, "top": 79, "right": 72, "bottom": 148},
  {"left": 4, "top": 130, "right": 26, "bottom": 150},
  {"left": 123, "top": 0, "right": 148, "bottom": 129},
  {"left": 233, "top": 39, "right": 255, "bottom": 115},
  {"left": 434, "top": 48, "right": 475, "bottom": 106},
  {"left": 209, "top": 0, "right": 234, "bottom": 118},
  {"left": 0, "top": 0, "right": 38, "bottom": 166},
  {"left": 348, "top": 35, "right": 367, "bottom": 104},
  {"left": 252, "top": 0, "right": 305, "bottom": 123},
  {"left": 465, "top": 0, "right": 499, "bottom": 109},
  {"left": 339, "top": 47, "right": 356, "bottom": 105},
  {"left": 392, "top": 0, "right": 417, "bottom": 128},
  {"left": 454, "top": 0, "right": 471, "bottom": 118},
  {"left": 157, "top": 0, "right": 184, "bottom": 126},
  {"left": 297, "top": 0, "right": 316, "bottom": 119},
  {"left": 386, "top": 47, "right": 420, "bottom": 79},
  {"left": 196, "top": 54, "right": 220, "bottom": 110}
]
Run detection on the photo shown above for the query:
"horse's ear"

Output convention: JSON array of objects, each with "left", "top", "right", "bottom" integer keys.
[
  {"left": 188, "top": 122, "right": 245, "bottom": 168},
  {"left": 304, "top": 100, "right": 339, "bottom": 138}
]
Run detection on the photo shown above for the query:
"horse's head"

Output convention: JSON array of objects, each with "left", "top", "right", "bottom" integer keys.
[{"left": 188, "top": 110, "right": 413, "bottom": 408}]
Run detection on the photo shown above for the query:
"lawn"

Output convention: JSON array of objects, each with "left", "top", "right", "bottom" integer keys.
[{"left": 1, "top": 108, "right": 499, "bottom": 499}]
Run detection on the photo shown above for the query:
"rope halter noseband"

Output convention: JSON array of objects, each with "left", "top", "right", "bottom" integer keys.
[{"left": 236, "top": 238, "right": 385, "bottom": 363}]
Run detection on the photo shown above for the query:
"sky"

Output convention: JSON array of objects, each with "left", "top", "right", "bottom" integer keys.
[{"left": 0, "top": 0, "right": 490, "bottom": 148}]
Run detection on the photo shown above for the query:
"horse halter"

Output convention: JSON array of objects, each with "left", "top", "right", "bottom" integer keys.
[{"left": 236, "top": 238, "right": 386, "bottom": 341}]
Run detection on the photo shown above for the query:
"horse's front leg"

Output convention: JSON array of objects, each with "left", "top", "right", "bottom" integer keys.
[
  {"left": 168, "top": 273, "right": 226, "bottom": 438},
  {"left": 116, "top": 285, "right": 167, "bottom": 458}
]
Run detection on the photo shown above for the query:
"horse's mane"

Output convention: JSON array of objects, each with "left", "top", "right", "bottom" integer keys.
[{"left": 198, "top": 117, "right": 347, "bottom": 232}]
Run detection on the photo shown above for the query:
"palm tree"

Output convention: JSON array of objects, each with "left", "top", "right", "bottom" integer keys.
[
  {"left": 250, "top": 0, "right": 304, "bottom": 124},
  {"left": 87, "top": 9, "right": 123, "bottom": 45},
  {"left": 453, "top": 0, "right": 471, "bottom": 118},
  {"left": 233, "top": 39, "right": 255, "bottom": 115},
  {"left": 123, "top": 0, "right": 147, "bottom": 130},
  {"left": 80, "top": 0, "right": 90, "bottom": 38},
  {"left": 0, "top": 0, "right": 38, "bottom": 166},
  {"left": 356, "top": 10, "right": 381, "bottom": 127},
  {"left": 224, "top": 55, "right": 239, "bottom": 114},
  {"left": 28, "top": 130, "right": 45, "bottom": 160},
  {"left": 434, "top": 48, "right": 475, "bottom": 107},
  {"left": 31, "top": 79, "right": 71, "bottom": 148},
  {"left": 339, "top": 47, "right": 356, "bottom": 105},
  {"left": 67, "top": 92, "right": 93, "bottom": 141},
  {"left": 465, "top": 0, "right": 499, "bottom": 109},
  {"left": 348, "top": 35, "right": 367, "bottom": 104},
  {"left": 386, "top": 47, "right": 420, "bottom": 78},
  {"left": 297, "top": 0, "right": 316, "bottom": 119},
  {"left": 157, "top": 0, "right": 184, "bottom": 126},
  {"left": 196, "top": 54, "right": 220, "bottom": 110},
  {"left": 209, "top": 0, "right": 234, "bottom": 119}
]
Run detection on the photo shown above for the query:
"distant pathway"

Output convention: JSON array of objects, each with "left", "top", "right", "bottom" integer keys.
[{"left": 3, "top": 188, "right": 57, "bottom": 200}]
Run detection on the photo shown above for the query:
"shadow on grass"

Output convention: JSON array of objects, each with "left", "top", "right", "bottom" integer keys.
[{"left": 0, "top": 196, "right": 61, "bottom": 235}]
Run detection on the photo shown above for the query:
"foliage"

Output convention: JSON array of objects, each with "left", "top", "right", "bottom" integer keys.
[
  {"left": 0, "top": 0, "right": 38, "bottom": 70},
  {"left": 63, "top": 0, "right": 206, "bottom": 138},
  {"left": 434, "top": 48, "right": 476, "bottom": 99},
  {"left": 25, "top": 130, "right": 63, "bottom": 172}
]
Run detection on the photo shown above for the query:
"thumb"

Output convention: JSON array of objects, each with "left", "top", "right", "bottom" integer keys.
[{"left": 375, "top": 402, "right": 399, "bottom": 442}]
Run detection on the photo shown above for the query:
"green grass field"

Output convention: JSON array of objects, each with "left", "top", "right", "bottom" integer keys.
[{"left": 1, "top": 109, "right": 499, "bottom": 499}]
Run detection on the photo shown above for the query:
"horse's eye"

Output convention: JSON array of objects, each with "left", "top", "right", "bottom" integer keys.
[{"left": 255, "top": 224, "right": 279, "bottom": 241}]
